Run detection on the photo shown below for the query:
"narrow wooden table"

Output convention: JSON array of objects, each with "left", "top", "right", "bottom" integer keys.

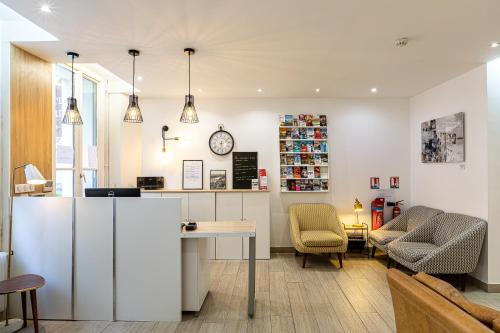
[
  {"left": 181, "top": 221, "right": 257, "bottom": 318},
  {"left": 0, "top": 274, "right": 45, "bottom": 333}
]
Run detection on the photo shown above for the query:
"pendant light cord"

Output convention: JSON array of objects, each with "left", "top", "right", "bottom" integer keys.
[
  {"left": 188, "top": 52, "right": 191, "bottom": 96},
  {"left": 71, "top": 55, "right": 75, "bottom": 98},
  {"left": 132, "top": 53, "right": 136, "bottom": 97}
]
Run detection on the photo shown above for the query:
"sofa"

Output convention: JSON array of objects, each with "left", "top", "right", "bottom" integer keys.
[
  {"left": 289, "top": 203, "right": 348, "bottom": 268},
  {"left": 369, "top": 205, "right": 443, "bottom": 266},
  {"left": 387, "top": 269, "right": 500, "bottom": 333},
  {"left": 388, "top": 213, "right": 487, "bottom": 290}
]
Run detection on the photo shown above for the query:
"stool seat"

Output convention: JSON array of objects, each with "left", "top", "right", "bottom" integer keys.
[{"left": 0, "top": 274, "right": 45, "bottom": 294}]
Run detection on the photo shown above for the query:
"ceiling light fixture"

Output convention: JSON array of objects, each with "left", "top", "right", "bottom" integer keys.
[
  {"left": 124, "top": 49, "right": 143, "bottom": 123},
  {"left": 180, "top": 48, "right": 199, "bottom": 123},
  {"left": 257, "top": 88, "right": 263, "bottom": 93},
  {"left": 395, "top": 37, "right": 409, "bottom": 47},
  {"left": 371, "top": 87, "right": 378, "bottom": 93},
  {"left": 137, "top": 76, "right": 143, "bottom": 81},
  {"left": 491, "top": 42, "right": 500, "bottom": 49},
  {"left": 62, "top": 52, "right": 83, "bottom": 125},
  {"left": 315, "top": 88, "right": 320, "bottom": 93},
  {"left": 40, "top": 4, "right": 51, "bottom": 13}
]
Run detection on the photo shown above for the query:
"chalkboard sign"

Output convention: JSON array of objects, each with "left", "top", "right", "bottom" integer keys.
[{"left": 232, "top": 152, "right": 258, "bottom": 189}]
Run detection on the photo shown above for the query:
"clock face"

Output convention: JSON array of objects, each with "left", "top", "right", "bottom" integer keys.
[{"left": 209, "top": 130, "right": 234, "bottom": 156}]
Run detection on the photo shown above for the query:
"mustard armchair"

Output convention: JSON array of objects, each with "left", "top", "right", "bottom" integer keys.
[{"left": 289, "top": 203, "right": 348, "bottom": 268}]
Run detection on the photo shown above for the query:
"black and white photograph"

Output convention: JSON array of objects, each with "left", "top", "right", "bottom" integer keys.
[
  {"left": 421, "top": 112, "right": 465, "bottom": 163},
  {"left": 210, "top": 170, "right": 227, "bottom": 190}
]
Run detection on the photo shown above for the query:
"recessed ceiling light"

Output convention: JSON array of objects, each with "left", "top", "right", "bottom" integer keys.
[
  {"left": 315, "top": 88, "right": 320, "bottom": 93},
  {"left": 137, "top": 76, "right": 143, "bottom": 81},
  {"left": 198, "top": 88, "right": 203, "bottom": 92},
  {"left": 371, "top": 87, "right": 378, "bottom": 93},
  {"left": 40, "top": 4, "right": 51, "bottom": 13},
  {"left": 491, "top": 42, "right": 500, "bottom": 48},
  {"left": 257, "top": 88, "right": 263, "bottom": 93}
]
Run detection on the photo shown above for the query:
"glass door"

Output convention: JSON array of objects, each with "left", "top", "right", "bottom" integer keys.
[{"left": 55, "top": 66, "right": 99, "bottom": 197}]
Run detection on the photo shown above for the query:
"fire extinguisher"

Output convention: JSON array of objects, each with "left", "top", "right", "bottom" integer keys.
[
  {"left": 393, "top": 200, "right": 404, "bottom": 219},
  {"left": 371, "top": 198, "right": 385, "bottom": 230}
]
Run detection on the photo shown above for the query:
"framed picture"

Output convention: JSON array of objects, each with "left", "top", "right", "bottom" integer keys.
[
  {"left": 210, "top": 170, "right": 227, "bottom": 190},
  {"left": 182, "top": 160, "right": 203, "bottom": 190},
  {"left": 370, "top": 177, "right": 380, "bottom": 189},
  {"left": 390, "top": 176, "right": 400, "bottom": 189},
  {"left": 421, "top": 112, "right": 465, "bottom": 163}
]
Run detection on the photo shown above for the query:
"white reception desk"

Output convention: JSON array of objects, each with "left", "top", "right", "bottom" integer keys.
[{"left": 10, "top": 197, "right": 257, "bottom": 322}]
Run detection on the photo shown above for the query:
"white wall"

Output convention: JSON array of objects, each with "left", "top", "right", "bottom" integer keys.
[
  {"left": 409, "top": 66, "right": 490, "bottom": 282},
  {"left": 134, "top": 97, "right": 410, "bottom": 247}
]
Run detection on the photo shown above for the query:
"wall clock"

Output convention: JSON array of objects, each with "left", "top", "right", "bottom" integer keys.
[{"left": 209, "top": 125, "right": 234, "bottom": 156}]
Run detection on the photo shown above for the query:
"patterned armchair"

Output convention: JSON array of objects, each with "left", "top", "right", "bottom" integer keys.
[
  {"left": 388, "top": 213, "right": 487, "bottom": 290},
  {"left": 289, "top": 203, "right": 348, "bottom": 268},
  {"left": 369, "top": 206, "right": 443, "bottom": 264}
]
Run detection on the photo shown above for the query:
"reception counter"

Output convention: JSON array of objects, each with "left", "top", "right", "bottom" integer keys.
[{"left": 11, "top": 197, "right": 182, "bottom": 321}]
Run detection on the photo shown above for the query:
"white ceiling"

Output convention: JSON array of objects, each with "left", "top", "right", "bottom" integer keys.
[{"left": 2, "top": 0, "right": 500, "bottom": 98}]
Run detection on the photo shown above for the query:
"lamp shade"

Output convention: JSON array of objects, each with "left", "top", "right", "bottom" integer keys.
[
  {"left": 124, "top": 95, "right": 143, "bottom": 123},
  {"left": 62, "top": 97, "right": 83, "bottom": 125},
  {"left": 353, "top": 198, "right": 363, "bottom": 212},
  {"left": 179, "top": 95, "right": 199, "bottom": 123},
  {"left": 24, "top": 164, "right": 46, "bottom": 185}
]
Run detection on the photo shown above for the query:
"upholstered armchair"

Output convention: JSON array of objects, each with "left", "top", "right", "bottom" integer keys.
[
  {"left": 369, "top": 205, "right": 443, "bottom": 265},
  {"left": 388, "top": 213, "right": 487, "bottom": 290},
  {"left": 289, "top": 203, "right": 348, "bottom": 268}
]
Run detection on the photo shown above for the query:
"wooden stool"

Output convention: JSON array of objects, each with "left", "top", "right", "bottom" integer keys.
[{"left": 0, "top": 274, "right": 45, "bottom": 333}]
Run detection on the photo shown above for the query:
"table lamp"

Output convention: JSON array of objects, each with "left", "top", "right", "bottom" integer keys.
[
  {"left": 353, "top": 198, "right": 363, "bottom": 225},
  {"left": 3, "top": 164, "right": 46, "bottom": 332}
]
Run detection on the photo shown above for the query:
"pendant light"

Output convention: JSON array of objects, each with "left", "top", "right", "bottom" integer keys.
[
  {"left": 62, "top": 52, "right": 83, "bottom": 125},
  {"left": 179, "top": 48, "right": 199, "bottom": 123},
  {"left": 124, "top": 49, "right": 143, "bottom": 123}
]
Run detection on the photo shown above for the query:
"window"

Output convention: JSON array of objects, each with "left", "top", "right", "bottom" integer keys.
[{"left": 55, "top": 65, "right": 100, "bottom": 197}]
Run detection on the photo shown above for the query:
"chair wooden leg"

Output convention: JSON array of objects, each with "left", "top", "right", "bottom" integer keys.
[
  {"left": 21, "top": 291, "right": 27, "bottom": 328},
  {"left": 460, "top": 274, "right": 467, "bottom": 291},
  {"left": 371, "top": 246, "right": 376, "bottom": 258},
  {"left": 295, "top": 250, "right": 299, "bottom": 256},
  {"left": 337, "top": 253, "right": 343, "bottom": 268},
  {"left": 387, "top": 257, "right": 392, "bottom": 269},
  {"left": 30, "top": 290, "right": 39, "bottom": 333},
  {"left": 302, "top": 253, "right": 308, "bottom": 268}
]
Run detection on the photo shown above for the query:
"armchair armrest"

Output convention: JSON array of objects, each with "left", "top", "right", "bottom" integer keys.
[
  {"left": 416, "top": 223, "right": 486, "bottom": 274},
  {"left": 289, "top": 211, "right": 305, "bottom": 250},
  {"left": 380, "top": 211, "right": 408, "bottom": 231},
  {"left": 396, "top": 222, "right": 435, "bottom": 243}
]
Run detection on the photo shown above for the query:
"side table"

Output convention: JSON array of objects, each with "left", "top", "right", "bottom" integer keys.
[
  {"left": 0, "top": 274, "right": 45, "bottom": 333},
  {"left": 343, "top": 223, "right": 369, "bottom": 257}
]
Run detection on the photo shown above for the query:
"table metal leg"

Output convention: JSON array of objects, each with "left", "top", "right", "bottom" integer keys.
[{"left": 248, "top": 236, "right": 256, "bottom": 318}]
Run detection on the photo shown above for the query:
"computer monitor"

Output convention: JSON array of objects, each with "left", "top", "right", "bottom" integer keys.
[{"left": 85, "top": 188, "right": 141, "bottom": 197}]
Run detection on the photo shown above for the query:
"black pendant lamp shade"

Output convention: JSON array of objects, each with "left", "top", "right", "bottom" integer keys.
[
  {"left": 124, "top": 49, "right": 143, "bottom": 123},
  {"left": 180, "top": 48, "right": 199, "bottom": 123},
  {"left": 62, "top": 52, "right": 83, "bottom": 125}
]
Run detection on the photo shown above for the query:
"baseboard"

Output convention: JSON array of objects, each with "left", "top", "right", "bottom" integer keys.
[
  {"left": 469, "top": 275, "right": 500, "bottom": 293},
  {"left": 271, "top": 247, "right": 295, "bottom": 253}
]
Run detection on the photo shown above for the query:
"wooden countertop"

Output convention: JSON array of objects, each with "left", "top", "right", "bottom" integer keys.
[
  {"left": 142, "top": 189, "right": 269, "bottom": 193},
  {"left": 181, "top": 221, "right": 256, "bottom": 238}
]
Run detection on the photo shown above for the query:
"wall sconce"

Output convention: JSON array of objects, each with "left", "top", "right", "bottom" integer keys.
[{"left": 162, "top": 125, "right": 179, "bottom": 152}]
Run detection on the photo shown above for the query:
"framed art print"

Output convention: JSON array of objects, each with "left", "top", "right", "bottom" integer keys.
[
  {"left": 183, "top": 160, "right": 203, "bottom": 190},
  {"left": 210, "top": 170, "right": 227, "bottom": 190}
]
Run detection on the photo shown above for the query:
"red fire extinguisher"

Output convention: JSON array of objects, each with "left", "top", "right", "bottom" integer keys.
[
  {"left": 393, "top": 200, "right": 404, "bottom": 219},
  {"left": 371, "top": 198, "right": 385, "bottom": 230}
]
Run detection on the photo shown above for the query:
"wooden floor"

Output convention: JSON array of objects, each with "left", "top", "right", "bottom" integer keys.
[{"left": 21, "top": 253, "right": 500, "bottom": 333}]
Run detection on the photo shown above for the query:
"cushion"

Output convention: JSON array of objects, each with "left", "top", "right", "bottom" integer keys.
[
  {"left": 370, "top": 230, "right": 405, "bottom": 245},
  {"left": 389, "top": 241, "right": 438, "bottom": 263},
  {"left": 300, "top": 230, "right": 344, "bottom": 247}
]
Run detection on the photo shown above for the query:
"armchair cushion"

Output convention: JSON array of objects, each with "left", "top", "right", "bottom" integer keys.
[
  {"left": 369, "top": 230, "right": 405, "bottom": 245},
  {"left": 389, "top": 241, "right": 438, "bottom": 263},
  {"left": 300, "top": 230, "right": 344, "bottom": 247}
]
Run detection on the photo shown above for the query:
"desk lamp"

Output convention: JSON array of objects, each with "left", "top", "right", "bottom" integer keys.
[
  {"left": 2, "top": 164, "right": 46, "bottom": 332},
  {"left": 353, "top": 198, "right": 363, "bottom": 226}
]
